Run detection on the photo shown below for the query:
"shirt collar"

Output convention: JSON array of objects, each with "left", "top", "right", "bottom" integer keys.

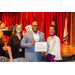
[
  {"left": 32, "top": 30, "right": 39, "bottom": 35},
  {"left": 49, "top": 35, "right": 56, "bottom": 39}
]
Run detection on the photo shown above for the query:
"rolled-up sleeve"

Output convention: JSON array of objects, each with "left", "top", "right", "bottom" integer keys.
[{"left": 20, "top": 33, "right": 31, "bottom": 48}]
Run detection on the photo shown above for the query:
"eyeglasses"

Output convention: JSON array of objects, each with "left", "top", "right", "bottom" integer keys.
[
  {"left": 32, "top": 25, "right": 39, "bottom": 27},
  {"left": 49, "top": 29, "right": 55, "bottom": 31}
]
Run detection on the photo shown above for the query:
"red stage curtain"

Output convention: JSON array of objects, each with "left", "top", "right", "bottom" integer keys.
[
  {"left": 57, "top": 12, "right": 60, "bottom": 38},
  {"left": 60, "top": 12, "right": 63, "bottom": 41},
  {"left": 41, "top": 12, "right": 45, "bottom": 33},
  {"left": 22, "top": 12, "right": 26, "bottom": 30},
  {"left": 2, "top": 12, "right": 70, "bottom": 42}
]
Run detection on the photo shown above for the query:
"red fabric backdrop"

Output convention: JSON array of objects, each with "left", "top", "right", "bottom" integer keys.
[{"left": 2, "top": 12, "right": 70, "bottom": 42}]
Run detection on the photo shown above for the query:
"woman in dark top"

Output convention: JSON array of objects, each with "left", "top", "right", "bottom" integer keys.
[
  {"left": 0, "top": 31, "right": 6, "bottom": 62},
  {"left": 7, "top": 24, "right": 25, "bottom": 62}
]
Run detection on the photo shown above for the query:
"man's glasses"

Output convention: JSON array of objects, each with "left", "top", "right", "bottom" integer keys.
[{"left": 32, "top": 25, "right": 39, "bottom": 27}]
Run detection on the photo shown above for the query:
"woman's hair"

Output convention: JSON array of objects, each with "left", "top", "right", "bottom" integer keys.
[
  {"left": 1, "top": 23, "right": 5, "bottom": 29},
  {"left": 0, "top": 31, "right": 3, "bottom": 38},
  {"left": 49, "top": 25, "right": 56, "bottom": 35},
  {"left": 12, "top": 23, "right": 22, "bottom": 35}
]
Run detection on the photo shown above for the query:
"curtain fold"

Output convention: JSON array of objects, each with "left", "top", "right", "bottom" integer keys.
[{"left": 2, "top": 12, "right": 70, "bottom": 42}]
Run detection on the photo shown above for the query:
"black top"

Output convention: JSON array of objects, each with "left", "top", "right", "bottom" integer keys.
[
  {"left": 0, "top": 38, "right": 5, "bottom": 56},
  {"left": 7, "top": 35, "right": 25, "bottom": 59}
]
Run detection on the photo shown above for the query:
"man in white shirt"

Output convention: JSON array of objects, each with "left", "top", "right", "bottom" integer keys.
[{"left": 20, "top": 21, "right": 45, "bottom": 62}]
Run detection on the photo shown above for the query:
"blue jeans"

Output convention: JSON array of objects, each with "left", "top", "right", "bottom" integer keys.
[{"left": 14, "top": 57, "right": 24, "bottom": 62}]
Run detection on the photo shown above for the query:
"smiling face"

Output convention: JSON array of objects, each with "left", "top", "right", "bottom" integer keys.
[
  {"left": 16, "top": 25, "right": 22, "bottom": 33},
  {"left": 32, "top": 21, "right": 39, "bottom": 33},
  {"left": 49, "top": 26, "right": 56, "bottom": 36}
]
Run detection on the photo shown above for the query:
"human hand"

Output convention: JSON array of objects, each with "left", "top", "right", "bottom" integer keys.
[
  {"left": 23, "top": 58, "right": 26, "bottom": 62},
  {"left": 2, "top": 46, "right": 7, "bottom": 51},
  {"left": 41, "top": 51, "right": 44, "bottom": 55},
  {"left": 31, "top": 41, "right": 35, "bottom": 46},
  {"left": 45, "top": 52, "right": 48, "bottom": 55},
  {"left": 9, "top": 59, "right": 14, "bottom": 62}
]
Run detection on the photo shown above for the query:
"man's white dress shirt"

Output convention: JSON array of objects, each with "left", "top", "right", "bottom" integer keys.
[{"left": 32, "top": 31, "right": 39, "bottom": 42}]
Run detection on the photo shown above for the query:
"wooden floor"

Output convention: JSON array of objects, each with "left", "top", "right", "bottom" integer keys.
[{"left": 61, "top": 43, "right": 75, "bottom": 56}]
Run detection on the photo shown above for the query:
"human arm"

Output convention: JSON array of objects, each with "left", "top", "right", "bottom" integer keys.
[
  {"left": 20, "top": 33, "right": 35, "bottom": 48},
  {"left": 0, "top": 40, "right": 7, "bottom": 51},
  {"left": 8, "top": 46, "right": 14, "bottom": 62},
  {"left": 7, "top": 36, "right": 14, "bottom": 62},
  {"left": 53, "top": 38, "right": 62, "bottom": 60}
]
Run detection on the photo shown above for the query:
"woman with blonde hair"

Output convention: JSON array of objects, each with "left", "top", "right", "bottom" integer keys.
[
  {"left": 0, "top": 23, "right": 5, "bottom": 29},
  {"left": 0, "top": 31, "right": 6, "bottom": 62}
]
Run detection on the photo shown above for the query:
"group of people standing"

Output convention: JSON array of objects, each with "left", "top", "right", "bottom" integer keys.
[{"left": 0, "top": 21, "right": 62, "bottom": 62}]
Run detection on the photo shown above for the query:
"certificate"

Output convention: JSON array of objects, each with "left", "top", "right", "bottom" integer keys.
[{"left": 35, "top": 42, "right": 47, "bottom": 52}]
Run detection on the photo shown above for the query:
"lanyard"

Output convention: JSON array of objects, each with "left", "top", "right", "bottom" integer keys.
[{"left": 49, "top": 35, "right": 55, "bottom": 43}]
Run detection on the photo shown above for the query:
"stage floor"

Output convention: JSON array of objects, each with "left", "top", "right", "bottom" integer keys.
[{"left": 61, "top": 43, "right": 75, "bottom": 56}]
